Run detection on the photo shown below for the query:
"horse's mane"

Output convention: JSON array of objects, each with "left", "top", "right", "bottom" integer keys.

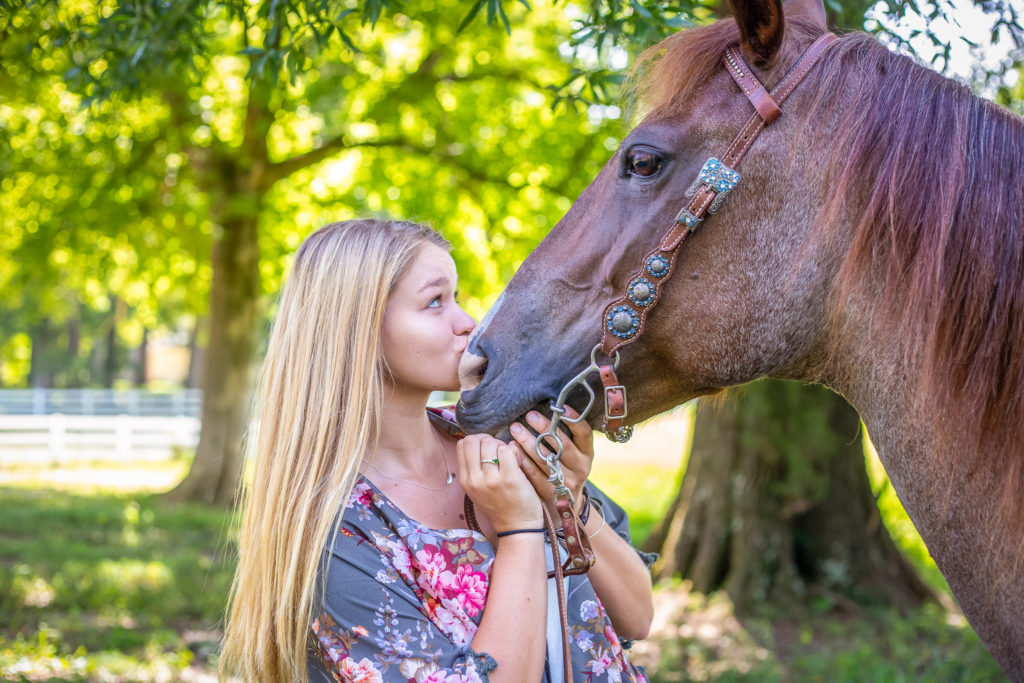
[{"left": 627, "top": 18, "right": 1024, "bottom": 540}]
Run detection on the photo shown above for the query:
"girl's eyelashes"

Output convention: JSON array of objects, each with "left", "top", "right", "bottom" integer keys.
[{"left": 427, "top": 296, "right": 441, "bottom": 309}]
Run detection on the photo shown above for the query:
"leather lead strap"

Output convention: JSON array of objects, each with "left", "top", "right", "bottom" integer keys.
[
  {"left": 554, "top": 496, "right": 595, "bottom": 576},
  {"left": 600, "top": 32, "right": 838, "bottom": 358},
  {"left": 542, "top": 505, "right": 574, "bottom": 683}
]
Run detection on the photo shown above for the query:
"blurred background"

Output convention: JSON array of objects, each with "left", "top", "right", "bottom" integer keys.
[{"left": 1, "top": 0, "right": 1022, "bottom": 680}]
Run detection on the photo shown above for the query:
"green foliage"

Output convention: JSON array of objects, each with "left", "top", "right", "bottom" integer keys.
[
  {"left": 590, "top": 460, "right": 683, "bottom": 545},
  {"left": 0, "top": 0, "right": 626, "bottom": 387},
  {"left": 3, "top": 0, "right": 1020, "bottom": 391},
  {"left": 0, "top": 487, "right": 233, "bottom": 679}
]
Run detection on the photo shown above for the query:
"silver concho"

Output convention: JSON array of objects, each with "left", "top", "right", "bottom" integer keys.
[
  {"left": 606, "top": 306, "right": 639, "bottom": 340},
  {"left": 646, "top": 254, "right": 670, "bottom": 279},
  {"left": 628, "top": 277, "right": 655, "bottom": 307}
]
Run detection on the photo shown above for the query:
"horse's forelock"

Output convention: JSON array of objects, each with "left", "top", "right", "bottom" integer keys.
[{"left": 621, "top": 16, "right": 823, "bottom": 124}]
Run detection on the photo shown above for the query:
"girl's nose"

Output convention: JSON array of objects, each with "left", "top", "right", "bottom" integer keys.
[{"left": 454, "top": 306, "right": 476, "bottom": 336}]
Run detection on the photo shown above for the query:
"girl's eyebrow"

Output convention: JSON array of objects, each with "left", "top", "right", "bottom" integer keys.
[{"left": 417, "top": 277, "right": 449, "bottom": 293}]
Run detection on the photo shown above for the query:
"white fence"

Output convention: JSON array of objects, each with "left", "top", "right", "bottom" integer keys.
[
  {"left": 0, "top": 390, "right": 201, "bottom": 464},
  {"left": 0, "top": 414, "right": 200, "bottom": 464},
  {"left": 0, "top": 388, "right": 201, "bottom": 417}
]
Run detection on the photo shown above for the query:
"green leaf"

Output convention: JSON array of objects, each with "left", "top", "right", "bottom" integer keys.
[{"left": 457, "top": 0, "right": 486, "bottom": 32}]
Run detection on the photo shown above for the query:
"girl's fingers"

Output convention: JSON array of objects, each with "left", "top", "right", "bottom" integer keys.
[
  {"left": 495, "top": 443, "right": 517, "bottom": 472},
  {"left": 524, "top": 410, "right": 573, "bottom": 446},
  {"left": 517, "top": 447, "right": 553, "bottom": 495},
  {"left": 561, "top": 406, "right": 595, "bottom": 454},
  {"left": 479, "top": 438, "right": 501, "bottom": 480},
  {"left": 458, "top": 435, "right": 486, "bottom": 486},
  {"left": 515, "top": 412, "right": 575, "bottom": 465},
  {"left": 509, "top": 421, "right": 546, "bottom": 469}
]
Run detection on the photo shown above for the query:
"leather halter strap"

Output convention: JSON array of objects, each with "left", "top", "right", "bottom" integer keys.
[{"left": 600, "top": 33, "right": 838, "bottom": 357}]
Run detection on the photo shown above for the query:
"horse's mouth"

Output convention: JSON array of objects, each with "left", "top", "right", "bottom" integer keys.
[{"left": 457, "top": 383, "right": 598, "bottom": 441}]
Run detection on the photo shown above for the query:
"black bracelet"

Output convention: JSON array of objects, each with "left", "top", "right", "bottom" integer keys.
[
  {"left": 496, "top": 528, "right": 546, "bottom": 537},
  {"left": 578, "top": 489, "right": 592, "bottom": 526}
]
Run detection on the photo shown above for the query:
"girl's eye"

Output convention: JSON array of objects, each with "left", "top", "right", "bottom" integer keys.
[
  {"left": 427, "top": 296, "right": 441, "bottom": 309},
  {"left": 626, "top": 149, "right": 663, "bottom": 178}
]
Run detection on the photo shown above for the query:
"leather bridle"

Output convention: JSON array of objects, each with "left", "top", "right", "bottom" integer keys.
[{"left": 595, "top": 32, "right": 839, "bottom": 441}]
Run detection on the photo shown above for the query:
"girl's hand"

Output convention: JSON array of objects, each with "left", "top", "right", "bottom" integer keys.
[
  {"left": 457, "top": 434, "right": 544, "bottom": 533},
  {"left": 509, "top": 406, "right": 594, "bottom": 515}
]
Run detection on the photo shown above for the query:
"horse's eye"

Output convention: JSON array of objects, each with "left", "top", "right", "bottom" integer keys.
[{"left": 626, "top": 149, "right": 662, "bottom": 177}]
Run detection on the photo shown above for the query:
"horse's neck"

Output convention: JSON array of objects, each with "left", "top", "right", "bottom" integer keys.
[{"left": 830, "top": 323, "right": 1024, "bottom": 675}]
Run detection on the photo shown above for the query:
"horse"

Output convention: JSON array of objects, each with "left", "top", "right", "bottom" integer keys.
[{"left": 456, "top": 0, "right": 1024, "bottom": 675}]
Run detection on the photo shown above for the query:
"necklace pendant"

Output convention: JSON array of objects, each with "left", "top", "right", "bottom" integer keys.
[{"left": 445, "top": 472, "right": 455, "bottom": 485}]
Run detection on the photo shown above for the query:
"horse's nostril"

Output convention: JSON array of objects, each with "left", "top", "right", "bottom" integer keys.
[{"left": 458, "top": 350, "right": 489, "bottom": 392}]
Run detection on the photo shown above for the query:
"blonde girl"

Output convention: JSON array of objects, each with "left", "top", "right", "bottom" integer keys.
[{"left": 221, "top": 219, "right": 653, "bottom": 682}]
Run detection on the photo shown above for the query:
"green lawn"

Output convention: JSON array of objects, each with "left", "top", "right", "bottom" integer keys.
[
  {"left": 0, "top": 449, "right": 1005, "bottom": 682},
  {"left": 0, "top": 484, "right": 233, "bottom": 681}
]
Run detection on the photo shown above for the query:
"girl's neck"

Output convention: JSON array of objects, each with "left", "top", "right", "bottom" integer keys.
[{"left": 372, "top": 385, "right": 438, "bottom": 468}]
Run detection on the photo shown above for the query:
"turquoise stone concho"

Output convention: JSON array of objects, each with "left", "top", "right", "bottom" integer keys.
[
  {"left": 628, "top": 277, "right": 656, "bottom": 307},
  {"left": 646, "top": 255, "right": 670, "bottom": 279},
  {"left": 685, "top": 157, "right": 740, "bottom": 214},
  {"left": 607, "top": 305, "right": 640, "bottom": 340}
]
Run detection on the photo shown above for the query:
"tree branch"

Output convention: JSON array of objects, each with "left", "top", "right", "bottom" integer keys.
[
  {"left": 262, "top": 133, "right": 564, "bottom": 195},
  {"left": 262, "top": 133, "right": 405, "bottom": 188}
]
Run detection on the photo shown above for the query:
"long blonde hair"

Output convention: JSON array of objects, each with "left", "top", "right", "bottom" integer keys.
[{"left": 220, "top": 219, "right": 451, "bottom": 682}]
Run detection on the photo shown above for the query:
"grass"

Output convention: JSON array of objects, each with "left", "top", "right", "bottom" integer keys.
[
  {"left": 0, "top": 484, "right": 233, "bottom": 681},
  {"left": 0, "top": 431, "right": 1006, "bottom": 682},
  {"left": 631, "top": 584, "right": 1004, "bottom": 682}
]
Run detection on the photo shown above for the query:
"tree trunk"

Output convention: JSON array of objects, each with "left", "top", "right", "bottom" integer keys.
[
  {"left": 29, "top": 319, "right": 55, "bottom": 388},
  {"left": 165, "top": 75, "right": 273, "bottom": 506},
  {"left": 133, "top": 327, "right": 148, "bottom": 386},
  {"left": 101, "top": 295, "right": 124, "bottom": 388},
  {"left": 66, "top": 316, "right": 81, "bottom": 388},
  {"left": 644, "top": 380, "right": 933, "bottom": 610},
  {"left": 185, "top": 320, "right": 204, "bottom": 389},
  {"left": 165, "top": 211, "right": 261, "bottom": 505}
]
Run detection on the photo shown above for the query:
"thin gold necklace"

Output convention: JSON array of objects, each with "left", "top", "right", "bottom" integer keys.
[{"left": 365, "top": 425, "right": 455, "bottom": 491}]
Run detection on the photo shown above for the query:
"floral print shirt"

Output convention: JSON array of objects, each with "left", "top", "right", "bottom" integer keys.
[{"left": 309, "top": 410, "right": 653, "bottom": 683}]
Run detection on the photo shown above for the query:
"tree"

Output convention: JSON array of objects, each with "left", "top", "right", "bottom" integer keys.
[
  {"left": 3, "top": 0, "right": 1019, "bottom": 507},
  {"left": 4, "top": 0, "right": 627, "bottom": 503},
  {"left": 644, "top": 382, "right": 935, "bottom": 609}
]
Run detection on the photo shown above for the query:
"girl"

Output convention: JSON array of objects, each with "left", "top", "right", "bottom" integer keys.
[{"left": 220, "top": 219, "right": 654, "bottom": 682}]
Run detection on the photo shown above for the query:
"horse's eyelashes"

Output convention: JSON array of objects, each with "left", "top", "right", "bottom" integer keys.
[{"left": 626, "top": 149, "right": 663, "bottom": 178}]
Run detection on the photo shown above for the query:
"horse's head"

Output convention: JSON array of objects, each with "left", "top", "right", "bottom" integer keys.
[{"left": 458, "top": 0, "right": 845, "bottom": 434}]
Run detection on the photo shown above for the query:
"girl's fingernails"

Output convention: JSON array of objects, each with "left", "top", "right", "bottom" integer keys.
[
  {"left": 527, "top": 411, "right": 542, "bottom": 424},
  {"left": 510, "top": 423, "right": 524, "bottom": 435}
]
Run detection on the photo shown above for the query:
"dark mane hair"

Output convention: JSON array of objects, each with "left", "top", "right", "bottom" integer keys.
[{"left": 627, "top": 18, "right": 1024, "bottom": 540}]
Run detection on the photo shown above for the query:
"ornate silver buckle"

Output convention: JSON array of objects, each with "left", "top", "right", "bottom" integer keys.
[{"left": 685, "top": 157, "right": 741, "bottom": 214}]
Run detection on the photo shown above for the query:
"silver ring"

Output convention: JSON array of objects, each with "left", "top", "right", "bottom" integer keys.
[{"left": 480, "top": 457, "right": 499, "bottom": 465}]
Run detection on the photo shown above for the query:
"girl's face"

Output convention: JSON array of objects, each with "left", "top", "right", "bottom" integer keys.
[{"left": 381, "top": 243, "right": 476, "bottom": 395}]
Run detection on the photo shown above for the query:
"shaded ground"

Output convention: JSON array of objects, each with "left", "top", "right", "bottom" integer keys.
[{"left": 629, "top": 582, "right": 1004, "bottom": 682}]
